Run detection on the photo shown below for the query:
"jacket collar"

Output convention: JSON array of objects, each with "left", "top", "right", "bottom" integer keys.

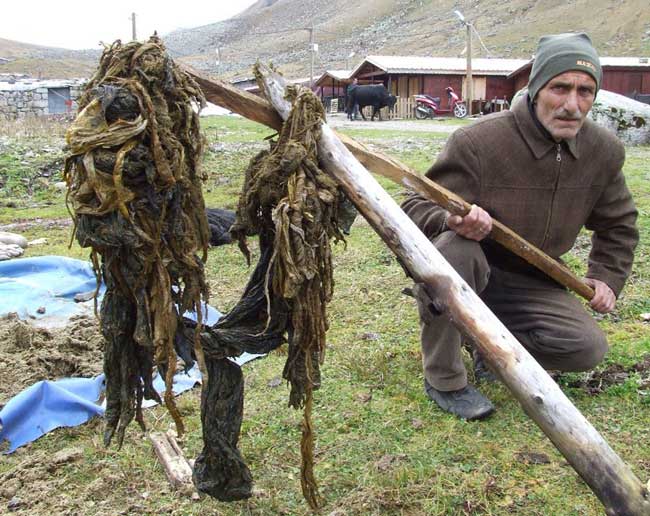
[{"left": 513, "top": 94, "right": 580, "bottom": 160}]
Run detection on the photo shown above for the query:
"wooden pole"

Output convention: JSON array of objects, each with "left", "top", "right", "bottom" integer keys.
[
  {"left": 466, "top": 22, "right": 473, "bottom": 116},
  {"left": 309, "top": 25, "right": 314, "bottom": 89},
  {"left": 131, "top": 13, "right": 137, "bottom": 42},
  {"left": 256, "top": 64, "right": 649, "bottom": 516},
  {"left": 180, "top": 65, "right": 595, "bottom": 301}
]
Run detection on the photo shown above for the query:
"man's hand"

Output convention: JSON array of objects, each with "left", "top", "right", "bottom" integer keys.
[
  {"left": 446, "top": 204, "right": 493, "bottom": 241},
  {"left": 584, "top": 278, "right": 616, "bottom": 313}
]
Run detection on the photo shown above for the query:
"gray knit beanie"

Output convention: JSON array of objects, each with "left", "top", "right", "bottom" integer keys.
[{"left": 528, "top": 33, "right": 602, "bottom": 100}]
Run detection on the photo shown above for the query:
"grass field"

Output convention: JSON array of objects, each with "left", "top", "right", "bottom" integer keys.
[{"left": 0, "top": 114, "right": 648, "bottom": 515}]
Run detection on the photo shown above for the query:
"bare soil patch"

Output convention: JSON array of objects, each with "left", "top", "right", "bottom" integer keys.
[
  {"left": 566, "top": 355, "right": 650, "bottom": 395},
  {"left": 0, "top": 313, "right": 104, "bottom": 406}
]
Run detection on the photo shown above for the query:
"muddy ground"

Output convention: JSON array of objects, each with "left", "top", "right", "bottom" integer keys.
[{"left": 0, "top": 313, "right": 104, "bottom": 407}]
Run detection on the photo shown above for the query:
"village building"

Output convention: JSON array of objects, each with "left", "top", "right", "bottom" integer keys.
[
  {"left": 312, "top": 70, "right": 351, "bottom": 112},
  {"left": 509, "top": 57, "right": 650, "bottom": 104},
  {"left": 0, "top": 78, "right": 85, "bottom": 119},
  {"left": 313, "top": 55, "right": 650, "bottom": 117},
  {"left": 349, "top": 56, "right": 529, "bottom": 111}
]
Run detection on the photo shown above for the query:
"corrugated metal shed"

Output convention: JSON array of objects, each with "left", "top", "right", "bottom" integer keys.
[{"left": 356, "top": 56, "right": 530, "bottom": 76}]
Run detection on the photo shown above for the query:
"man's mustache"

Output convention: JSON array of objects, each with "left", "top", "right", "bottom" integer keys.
[{"left": 554, "top": 109, "right": 583, "bottom": 120}]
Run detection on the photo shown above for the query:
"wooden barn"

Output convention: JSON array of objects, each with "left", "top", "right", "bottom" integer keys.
[
  {"left": 349, "top": 56, "right": 530, "bottom": 109},
  {"left": 509, "top": 57, "right": 650, "bottom": 103},
  {"left": 313, "top": 70, "right": 351, "bottom": 112}
]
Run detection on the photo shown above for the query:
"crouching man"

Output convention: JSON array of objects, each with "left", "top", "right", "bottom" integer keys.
[{"left": 402, "top": 33, "right": 638, "bottom": 420}]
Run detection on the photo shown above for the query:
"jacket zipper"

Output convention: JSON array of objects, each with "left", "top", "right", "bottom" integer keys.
[{"left": 541, "top": 144, "right": 562, "bottom": 248}]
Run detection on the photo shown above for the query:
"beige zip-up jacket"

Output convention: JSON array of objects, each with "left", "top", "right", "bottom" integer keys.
[{"left": 401, "top": 95, "right": 639, "bottom": 296}]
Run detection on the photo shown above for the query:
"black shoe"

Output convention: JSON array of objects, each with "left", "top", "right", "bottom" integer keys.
[
  {"left": 424, "top": 380, "right": 495, "bottom": 420},
  {"left": 473, "top": 351, "right": 498, "bottom": 384}
]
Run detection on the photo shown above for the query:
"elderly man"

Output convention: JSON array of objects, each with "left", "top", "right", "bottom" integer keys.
[{"left": 402, "top": 33, "right": 638, "bottom": 420}]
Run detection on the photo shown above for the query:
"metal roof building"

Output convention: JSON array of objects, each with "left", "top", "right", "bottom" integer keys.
[
  {"left": 354, "top": 56, "right": 529, "bottom": 76},
  {"left": 508, "top": 57, "right": 650, "bottom": 102},
  {"left": 348, "top": 56, "right": 530, "bottom": 109}
]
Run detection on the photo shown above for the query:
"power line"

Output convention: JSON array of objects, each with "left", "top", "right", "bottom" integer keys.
[{"left": 471, "top": 25, "right": 492, "bottom": 57}]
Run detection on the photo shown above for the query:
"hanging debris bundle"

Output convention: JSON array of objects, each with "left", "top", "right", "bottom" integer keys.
[
  {"left": 64, "top": 35, "right": 210, "bottom": 447},
  {"left": 66, "top": 37, "right": 347, "bottom": 507},
  {"left": 191, "top": 80, "right": 346, "bottom": 508}
]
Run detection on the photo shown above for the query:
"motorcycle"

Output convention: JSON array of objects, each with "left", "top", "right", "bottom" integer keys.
[{"left": 414, "top": 87, "right": 468, "bottom": 119}]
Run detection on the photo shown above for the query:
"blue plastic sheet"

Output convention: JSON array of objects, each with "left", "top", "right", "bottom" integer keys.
[
  {"left": 0, "top": 354, "right": 260, "bottom": 453},
  {"left": 0, "top": 255, "right": 104, "bottom": 323},
  {"left": 0, "top": 255, "right": 264, "bottom": 453},
  {"left": 0, "top": 376, "right": 106, "bottom": 453}
]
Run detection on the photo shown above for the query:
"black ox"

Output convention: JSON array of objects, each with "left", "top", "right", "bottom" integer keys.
[{"left": 347, "top": 84, "right": 397, "bottom": 121}]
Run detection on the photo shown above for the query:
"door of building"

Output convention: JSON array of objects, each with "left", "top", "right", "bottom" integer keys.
[{"left": 47, "top": 87, "right": 71, "bottom": 114}]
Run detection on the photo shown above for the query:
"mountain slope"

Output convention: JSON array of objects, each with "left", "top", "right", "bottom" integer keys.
[
  {"left": 163, "top": 0, "right": 650, "bottom": 79},
  {"left": 2, "top": 1, "right": 649, "bottom": 81},
  {"left": 0, "top": 38, "right": 99, "bottom": 79}
]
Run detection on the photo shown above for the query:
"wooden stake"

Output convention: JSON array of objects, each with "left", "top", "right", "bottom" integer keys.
[
  {"left": 181, "top": 64, "right": 594, "bottom": 301},
  {"left": 256, "top": 64, "right": 650, "bottom": 516},
  {"left": 150, "top": 431, "right": 194, "bottom": 494}
]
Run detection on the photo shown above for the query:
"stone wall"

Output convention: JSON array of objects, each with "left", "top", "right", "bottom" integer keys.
[{"left": 0, "top": 83, "right": 84, "bottom": 119}]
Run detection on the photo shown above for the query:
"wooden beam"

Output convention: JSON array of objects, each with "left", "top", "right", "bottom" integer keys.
[
  {"left": 180, "top": 64, "right": 594, "bottom": 301},
  {"left": 257, "top": 63, "right": 650, "bottom": 516},
  {"left": 182, "top": 64, "right": 283, "bottom": 132}
]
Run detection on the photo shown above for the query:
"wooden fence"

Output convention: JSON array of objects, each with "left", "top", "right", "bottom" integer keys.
[
  {"left": 359, "top": 97, "right": 416, "bottom": 120},
  {"left": 357, "top": 96, "right": 510, "bottom": 121}
]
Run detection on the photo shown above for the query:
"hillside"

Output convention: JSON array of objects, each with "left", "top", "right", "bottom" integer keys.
[
  {"left": 163, "top": 0, "right": 650, "bottom": 79},
  {"left": 0, "top": 38, "right": 99, "bottom": 79},
  {"left": 2, "top": 0, "right": 649, "bottom": 81}
]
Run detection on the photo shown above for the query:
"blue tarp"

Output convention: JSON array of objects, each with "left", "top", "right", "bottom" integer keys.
[
  {"left": 0, "top": 255, "right": 104, "bottom": 322},
  {"left": 0, "top": 256, "right": 262, "bottom": 453},
  {"left": 0, "top": 365, "right": 205, "bottom": 453},
  {"left": 0, "top": 376, "right": 106, "bottom": 453}
]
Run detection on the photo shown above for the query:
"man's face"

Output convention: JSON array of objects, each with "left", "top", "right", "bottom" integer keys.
[{"left": 534, "top": 70, "right": 596, "bottom": 141}]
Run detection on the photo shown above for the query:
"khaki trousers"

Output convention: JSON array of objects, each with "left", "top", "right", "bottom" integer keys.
[{"left": 416, "top": 231, "right": 608, "bottom": 391}]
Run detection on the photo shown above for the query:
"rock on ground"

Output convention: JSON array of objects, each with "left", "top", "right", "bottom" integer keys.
[{"left": 590, "top": 90, "right": 650, "bottom": 145}]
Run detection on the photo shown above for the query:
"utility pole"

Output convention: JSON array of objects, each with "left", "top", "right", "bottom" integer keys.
[
  {"left": 454, "top": 10, "right": 473, "bottom": 116},
  {"left": 466, "top": 21, "right": 473, "bottom": 116},
  {"left": 309, "top": 24, "right": 315, "bottom": 88},
  {"left": 131, "top": 12, "right": 137, "bottom": 41}
]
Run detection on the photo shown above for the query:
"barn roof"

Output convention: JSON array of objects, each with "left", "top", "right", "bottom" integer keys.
[
  {"left": 322, "top": 70, "right": 351, "bottom": 81},
  {"left": 314, "top": 70, "right": 352, "bottom": 87},
  {"left": 355, "top": 56, "right": 530, "bottom": 76}
]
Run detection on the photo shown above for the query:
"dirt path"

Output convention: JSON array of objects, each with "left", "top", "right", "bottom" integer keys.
[
  {"left": 327, "top": 112, "right": 466, "bottom": 133},
  {"left": 0, "top": 218, "right": 71, "bottom": 232}
]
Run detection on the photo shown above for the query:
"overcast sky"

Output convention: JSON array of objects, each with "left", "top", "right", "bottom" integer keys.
[{"left": 1, "top": 0, "right": 259, "bottom": 50}]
